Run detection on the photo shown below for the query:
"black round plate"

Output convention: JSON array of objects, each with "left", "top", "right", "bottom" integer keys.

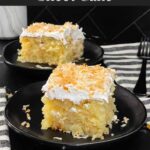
[
  {"left": 3, "top": 40, "right": 104, "bottom": 72},
  {"left": 5, "top": 81, "right": 146, "bottom": 147}
]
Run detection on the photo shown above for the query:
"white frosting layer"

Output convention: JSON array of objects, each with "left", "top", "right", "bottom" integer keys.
[
  {"left": 20, "top": 25, "right": 85, "bottom": 45},
  {"left": 42, "top": 79, "right": 114, "bottom": 104}
]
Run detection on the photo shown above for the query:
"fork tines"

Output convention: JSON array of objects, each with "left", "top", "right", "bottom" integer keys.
[{"left": 138, "top": 37, "right": 150, "bottom": 59}]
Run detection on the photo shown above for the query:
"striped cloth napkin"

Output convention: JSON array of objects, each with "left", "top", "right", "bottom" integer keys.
[
  {"left": 0, "top": 88, "right": 10, "bottom": 150},
  {"left": 102, "top": 42, "right": 150, "bottom": 122}
]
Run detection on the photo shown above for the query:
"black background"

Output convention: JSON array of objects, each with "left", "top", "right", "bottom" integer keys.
[
  {"left": 0, "top": 0, "right": 150, "bottom": 5},
  {"left": 27, "top": 6, "right": 150, "bottom": 44}
]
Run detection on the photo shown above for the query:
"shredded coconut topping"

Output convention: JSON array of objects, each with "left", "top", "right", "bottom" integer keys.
[
  {"left": 42, "top": 63, "right": 116, "bottom": 104},
  {"left": 20, "top": 22, "right": 85, "bottom": 45}
]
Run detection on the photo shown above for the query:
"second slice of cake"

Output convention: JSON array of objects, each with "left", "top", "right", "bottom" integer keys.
[
  {"left": 18, "top": 22, "right": 85, "bottom": 65},
  {"left": 41, "top": 63, "right": 117, "bottom": 140}
]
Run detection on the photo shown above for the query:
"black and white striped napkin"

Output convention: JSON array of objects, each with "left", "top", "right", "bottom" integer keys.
[
  {"left": 102, "top": 42, "right": 150, "bottom": 122},
  {"left": 0, "top": 88, "right": 10, "bottom": 150}
]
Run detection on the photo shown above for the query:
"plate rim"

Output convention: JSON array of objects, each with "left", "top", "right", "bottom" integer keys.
[
  {"left": 5, "top": 81, "right": 147, "bottom": 147},
  {"left": 3, "top": 39, "right": 104, "bottom": 71}
]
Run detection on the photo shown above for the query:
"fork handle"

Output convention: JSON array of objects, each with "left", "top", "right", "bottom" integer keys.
[{"left": 133, "top": 59, "right": 147, "bottom": 96}]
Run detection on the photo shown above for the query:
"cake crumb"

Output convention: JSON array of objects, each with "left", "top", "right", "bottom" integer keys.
[
  {"left": 65, "top": 131, "right": 71, "bottom": 134},
  {"left": 21, "top": 121, "right": 26, "bottom": 126},
  {"left": 112, "top": 115, "right": 119, "bottom": 124},
  {"left": 6, "top": 92, "right": 13, "bottom": 98},
  {"left": 122, "top": 116, "right": 129, "bottom": 124},
  {"left": 53, "top": 137, "right": 62, "bottom": 141},
  {"left": 21, "top": 121, "right": 30, "bottom": 128},
  {"left": 78, "top": 57, "right": 84, "bottom": 60},
  {"left": 25, "top": 109, "right": 30, "bottom": 113},
  {"left": 85, "top": 58, "right": 90, "bottom": 61},
  {"left": 22, "top": 104, "right": 30, "bottom": 111},
  {"left": 22, "top": 104, "right": 31, "bottom": 122},
  {"left": 111, "top": 133, "right": 114, "bottom": 136},
  {"left": 74, "top": 135, "right": 88, "bottom": 139},
  {"left": 73, "top": 133, "right": 88, "bottom": 139},
  {"left": 146, "top": 121, "right": 150, "bottom": 130},
  {"left": 121, "top": 124, "right": 127, "bottom": 128},
  {"left": 120, "top": 116, "right": 129, "bottom": 128},
  {"left": 62, "top": 146, "right": 66, "bottom": 150},
  {"left": 26, "top": 113, "right": 31, "bottom": 121},
  {"left": 26, "top": 122, "right": 30, "bottom": 128},
  {"left": 35, "top": 65, "right": 52, "bottom": 70}
]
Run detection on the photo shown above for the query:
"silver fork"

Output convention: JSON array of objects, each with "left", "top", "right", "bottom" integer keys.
[{"left": 133, "top": 37, "right": 150, "bottom": 96}]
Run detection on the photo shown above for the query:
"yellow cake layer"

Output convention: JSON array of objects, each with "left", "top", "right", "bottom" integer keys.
[
  {"left": 41, "top": 96, "right": 116, "bottom": 140},
  {"left": 18, "top": 37, "right": 83, "bottom": 65}
]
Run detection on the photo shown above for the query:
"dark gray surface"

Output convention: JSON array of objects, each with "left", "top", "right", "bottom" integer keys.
[{"left": 0, "top": 40, "right": 150, "bottom": 150}]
